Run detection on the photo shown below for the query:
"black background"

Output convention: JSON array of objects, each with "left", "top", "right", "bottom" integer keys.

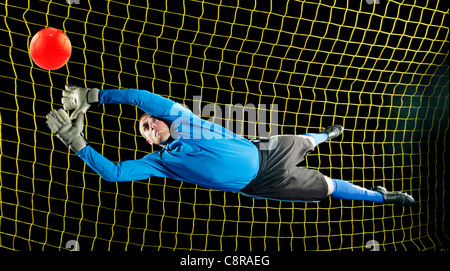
[{"left": 0, "top": 0, "right": 448, "bottom": 253}]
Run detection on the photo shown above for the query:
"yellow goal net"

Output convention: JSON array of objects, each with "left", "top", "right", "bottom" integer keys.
[{"left": 0, "top": 0, "right": 448, "bottom": 251}]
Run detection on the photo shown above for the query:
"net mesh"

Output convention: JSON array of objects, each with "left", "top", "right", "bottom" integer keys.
[{"left": 0, "top": 0, "right": 448, "bottom": 251}]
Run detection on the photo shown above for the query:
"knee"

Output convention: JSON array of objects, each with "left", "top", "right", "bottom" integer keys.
[{"left": 324, "top": 176, "right": 334, "bottom": 195}]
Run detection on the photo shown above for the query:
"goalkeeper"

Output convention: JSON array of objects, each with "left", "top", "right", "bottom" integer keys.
[{"left": 46, "top": 85, "right": 414, "bottom": 206}]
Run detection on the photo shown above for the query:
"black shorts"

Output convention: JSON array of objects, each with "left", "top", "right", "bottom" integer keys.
[{"left": 239, "top": 135, "right": 328, "bottom": 202}]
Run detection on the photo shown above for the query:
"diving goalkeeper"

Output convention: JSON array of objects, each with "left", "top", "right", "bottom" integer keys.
[{"left": 45, "top": 85, "right": 414, "bottom": 206}]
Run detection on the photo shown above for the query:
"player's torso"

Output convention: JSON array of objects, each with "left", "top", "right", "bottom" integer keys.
[{"left": 160, "top": 137, "right": 260, "bottom": 191}]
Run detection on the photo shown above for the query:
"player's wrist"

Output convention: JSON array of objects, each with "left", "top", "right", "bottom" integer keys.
[
  {"left": 69, "top": 135, "right": 88, "bottom": 153},
  {"left": 87, "top": 88, "right": 99, "bottom": 104}
]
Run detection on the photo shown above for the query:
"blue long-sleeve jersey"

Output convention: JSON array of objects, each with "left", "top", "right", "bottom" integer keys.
[{"left": 76, "top": 88, "right": 260, "bottom": 192}]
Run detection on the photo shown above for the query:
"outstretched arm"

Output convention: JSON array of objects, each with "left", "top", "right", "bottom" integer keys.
[
  {"left": 76, "top": 146, "right": 167, "bottom": 182},
  {"left": 46, "top": 108, "right": 168, "bottom": 182},
  {"left": 97, "top": 88, "right": 180, "bottom": 122},
  {"left": 62, "top": 85, "right": 187, "bottom": 123}
]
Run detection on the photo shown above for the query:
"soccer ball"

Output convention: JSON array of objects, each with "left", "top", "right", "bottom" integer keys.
[{"left": 29, "top": 28, "right": 72, "bottom": 70}]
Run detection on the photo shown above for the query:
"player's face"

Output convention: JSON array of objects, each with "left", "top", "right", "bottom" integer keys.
[{"left": 139, "top": 115, "right": 171, "bottom": 146}]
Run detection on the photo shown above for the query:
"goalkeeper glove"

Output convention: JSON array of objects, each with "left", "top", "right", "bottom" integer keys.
[
  {"left": 46, "top": 108, "right": 87, "bottom": 153},
  {"left": 62, "top": 84, "right": 99, "bottom": 120}
]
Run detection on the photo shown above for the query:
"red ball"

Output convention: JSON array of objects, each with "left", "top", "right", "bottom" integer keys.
[{"left": 29, "top": 28, "right": 72, "bottom": 70}]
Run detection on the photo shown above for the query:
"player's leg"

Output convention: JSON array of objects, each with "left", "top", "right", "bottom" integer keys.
[
  {"left": 254, "top": 135, "right": 316, "bottom": 171},
  {"left": 324, "top": 176, "right": 384, "bottom": 203},
  {"left": 324, "top": 176, "right": 414, "bottom": 206},
  {"left": 244, "top": 137, "right": 328, "bottom": 202},
  {"left": 254, "top": 126, "right": 343, "bottom": 170},
  {"left": 304, "top": 125, "right": 343, "bottom": 147},
  {"left": 241, "top": 167, "right": 330, "bottom": 202}
]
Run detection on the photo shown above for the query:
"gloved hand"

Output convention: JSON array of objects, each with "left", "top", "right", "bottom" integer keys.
[
  {"left": 46, "top": 108, "right": 87, "bottom": 153},
  {"left": 62, "top": 85, "right": 99, "bottom": 120}
]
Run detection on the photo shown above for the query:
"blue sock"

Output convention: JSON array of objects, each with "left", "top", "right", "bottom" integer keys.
[
  {"left": 330, "top": 178, "right": 384, "bottom": 203},
  {"left": 304, "top": 132, "right": 328, "bottom": 147}
]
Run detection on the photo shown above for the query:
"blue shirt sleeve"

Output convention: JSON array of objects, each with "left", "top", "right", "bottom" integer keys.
[
  {"left": 76, "top": 145, "right": 169, "bottom": 182},
  {"left": 98, "top": 88, "right": 189, "bottom": 124}
]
